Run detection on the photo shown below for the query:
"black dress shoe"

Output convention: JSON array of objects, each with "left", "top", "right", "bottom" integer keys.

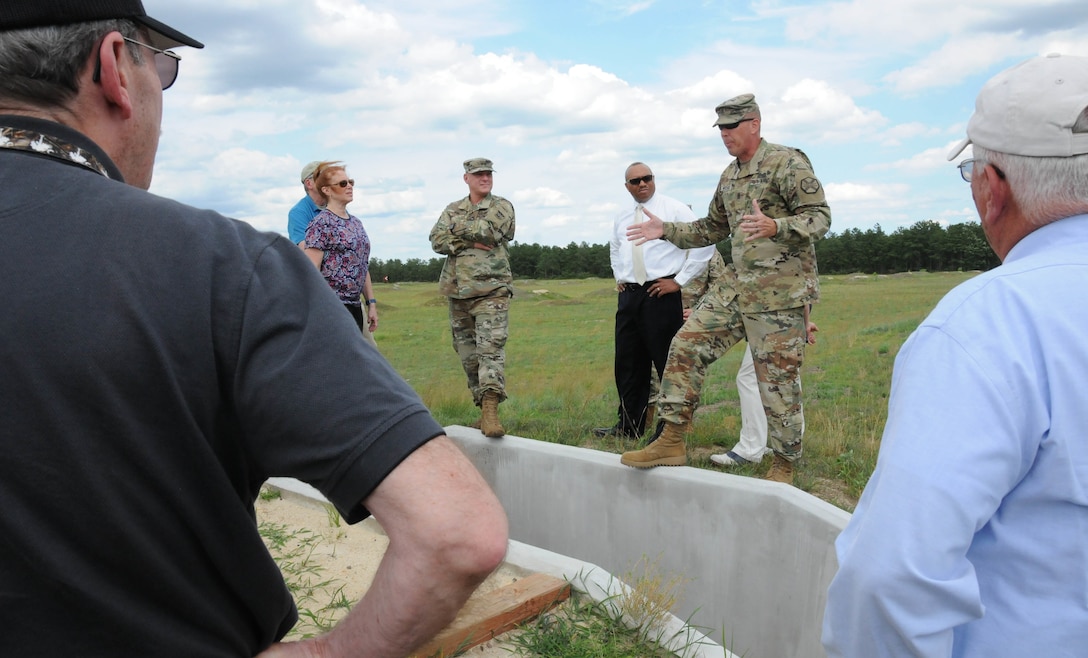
[{"left": 592, "top": 425, "right": 639, "bottom": 439}]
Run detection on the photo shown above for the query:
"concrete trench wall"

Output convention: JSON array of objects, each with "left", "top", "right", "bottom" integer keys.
[{"left": 447, "top": 426, "right": 851, "bottom": 658}]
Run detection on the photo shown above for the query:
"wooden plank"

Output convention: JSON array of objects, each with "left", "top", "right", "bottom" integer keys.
[{"left": 412, "top": 573, "right": 571, "bottom": 657}]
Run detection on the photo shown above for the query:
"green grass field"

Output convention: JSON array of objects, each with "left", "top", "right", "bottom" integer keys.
[{"left": 373, "top": 271, "right": 978, "bottom": 512}]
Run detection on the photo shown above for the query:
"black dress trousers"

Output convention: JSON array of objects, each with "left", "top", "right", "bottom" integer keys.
[{"left": 612, "top": 281, "right": 684, "bottom": 434}]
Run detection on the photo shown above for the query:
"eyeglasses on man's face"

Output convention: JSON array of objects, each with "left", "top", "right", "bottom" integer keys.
[
  {"left": 957, "top": 159, "right": 976, "bottom": 182},
  {"left": 717, "top": 117, "right": 755, "bottom": 131},
  {"left": 957, "top": 158, "right": 1005, "bottom": 183},
  {"left": 122, "top": 37, "right": 182, "bottom": 90},
  {"left": 627, "top": 174, "right": 654, "bottom": 186}
]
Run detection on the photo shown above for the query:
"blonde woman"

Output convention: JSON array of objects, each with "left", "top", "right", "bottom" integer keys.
[{"left": 303, "top": 162, "right": 378, "bottom": 345}]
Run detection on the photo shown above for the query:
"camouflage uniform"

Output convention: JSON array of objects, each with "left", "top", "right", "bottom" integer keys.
[
  {"left": 429, "top": 190, "right": 516, "bottom": 405},
  {"left": 647, "top": 249, "right": 728, "bottom": 406},
  {"left": 681, "top": 248, "right": 729, "bottom": 309},
  {"left": 658, "top": 139, "right": 830, "bottom": 460}
]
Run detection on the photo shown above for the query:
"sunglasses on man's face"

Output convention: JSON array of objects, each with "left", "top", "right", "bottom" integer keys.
[
  {"left": 627, "top": 174, "right": 654, "bottom": 186},
  {"left": 92, "top": 36, "right": 182, "bottom": 91}
]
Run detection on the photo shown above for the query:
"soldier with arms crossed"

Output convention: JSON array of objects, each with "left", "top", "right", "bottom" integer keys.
[{"left": 430, "top": 158, "right": 516, "bottom": 438}]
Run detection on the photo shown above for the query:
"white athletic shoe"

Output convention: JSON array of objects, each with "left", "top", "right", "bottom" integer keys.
[{"left": 710, "top": 450, "right": 763, "bottom": 467}]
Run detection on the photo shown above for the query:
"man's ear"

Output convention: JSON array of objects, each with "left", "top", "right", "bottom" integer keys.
[
  {"left": 980, "top": 163, "right": 1010, "bottom": 226},
  {"left": 94, "top": 33, "right": 135, "bottom": 120}
]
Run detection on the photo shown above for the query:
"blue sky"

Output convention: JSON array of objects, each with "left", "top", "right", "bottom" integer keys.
[{"left": 144, "top": 0, "right": 1088, "bottom": 261}]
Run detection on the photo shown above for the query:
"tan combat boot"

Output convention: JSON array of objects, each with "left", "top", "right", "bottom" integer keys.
[
  {"left": 764, "top": 453, "right": 794, "bottom": 484},
  {"left": 480, "top": 392, "right": 505, "bottom": 438},
  {"left": 643, "top": 406, "right": 655, "bottom": 436},
  {"left": 620, "top": 422, "right": 687, "bottom": 468}
]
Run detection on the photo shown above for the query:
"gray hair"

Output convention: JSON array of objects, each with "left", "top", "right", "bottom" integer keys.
[
  {"left": 974, "top": 107, "right": 1088, "bottom": 227},
  {"left": 0, "top": 20, "right": 143, "bottom": 108}
]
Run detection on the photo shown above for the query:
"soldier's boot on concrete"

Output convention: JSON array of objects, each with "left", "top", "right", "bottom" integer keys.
[
  {"left": 480, "top": 392, "right": 505, "bottom": 438},
  {"left": 620, "top": 422, "right": 687, "bottom": 468},
  {"left": 764, "top": 453, "right": 795, "bottom": 484}
]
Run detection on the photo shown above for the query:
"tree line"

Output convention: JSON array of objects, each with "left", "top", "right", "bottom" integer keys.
[
  {"left": 816, "top": 220, "right": 999, "bottom": 274},
  {"left": 369, "top": 220, "right": 1000, "bottom": 283}
]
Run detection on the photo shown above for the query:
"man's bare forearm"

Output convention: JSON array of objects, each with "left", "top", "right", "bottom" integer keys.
[{"left": 257, "top": 437, "right": 509, "bottom": 657}]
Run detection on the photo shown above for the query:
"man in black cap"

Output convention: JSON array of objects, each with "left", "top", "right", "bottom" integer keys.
[{"left": 0, "top": 2, "right": 507, "bottom": 656}]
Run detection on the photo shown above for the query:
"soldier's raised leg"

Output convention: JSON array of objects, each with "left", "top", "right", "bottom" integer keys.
[{"left": 621, "top": 293, "right": 745, "bottom": 468}]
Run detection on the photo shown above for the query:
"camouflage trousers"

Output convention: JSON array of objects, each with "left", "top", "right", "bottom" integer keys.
[
  {"left": 657, "top": 288, "right": 807, "bottom": 460},
  {"left": 448, "top": 292, "right": 510, "bottom": 405}
]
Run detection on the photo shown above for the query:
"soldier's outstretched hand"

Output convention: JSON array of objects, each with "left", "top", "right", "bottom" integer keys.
[{"left": 626, "top": 207, "right": 664, "bottom": 245}]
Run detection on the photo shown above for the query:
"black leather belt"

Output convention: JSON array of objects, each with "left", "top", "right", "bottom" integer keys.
[{"left": 620, "top": 274, "right": 676, "bottom": 292}]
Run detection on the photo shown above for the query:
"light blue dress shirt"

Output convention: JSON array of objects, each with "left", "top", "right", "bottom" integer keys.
[{"left": 823, "top": 214, "right": 1088, "bottom": 657}]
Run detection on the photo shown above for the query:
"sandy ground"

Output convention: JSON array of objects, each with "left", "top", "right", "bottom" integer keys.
[{"left": 255, "top": 489, "right": 528, "bottom": 657}]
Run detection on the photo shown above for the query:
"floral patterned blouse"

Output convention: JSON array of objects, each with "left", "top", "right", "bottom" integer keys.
[{"left": 305, "top": 209, "right": 371, "bottom": 305}]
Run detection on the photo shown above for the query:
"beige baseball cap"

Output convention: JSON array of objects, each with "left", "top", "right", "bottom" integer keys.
[
  {"left": 947, "top": 53, "right": 1088, "bottom": 160},
  {"left": 300, "top": 161, "right": 321, "bottom": 182}
]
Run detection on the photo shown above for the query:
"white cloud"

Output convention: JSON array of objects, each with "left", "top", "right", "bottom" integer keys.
[
  {"left": 868, "top": 141, "right": 967, "bottom": 174},
  {"left": 876, "top": 122, "right": 942, "bottom": 148},
  {"left": 883, "top": 33, "right": 1026, "bottom": 93},
  {"left": 774, "top": 78, "right": 887, "bottom": 142},
  {"left": 825, "top": 182, "right": 902, "bottom": 204},
  {"left": 140, "top": 0, "right": 1048, "bottom": 259},
  {"left": 512, "top": 188, "right": 574, "bottom": 208}
]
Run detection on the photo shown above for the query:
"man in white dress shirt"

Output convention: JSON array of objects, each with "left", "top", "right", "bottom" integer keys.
[{"left": 593, "top": 162, "right": 715, "bottom": 439}]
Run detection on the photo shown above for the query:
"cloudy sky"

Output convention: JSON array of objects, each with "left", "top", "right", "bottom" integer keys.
[{"left": 145, "top": 0, "right": 1087, "bottom": 261}]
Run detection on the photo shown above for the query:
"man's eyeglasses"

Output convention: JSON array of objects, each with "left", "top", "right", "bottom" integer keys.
[
  {"left": 717, "top": 117, "right": 755, "bottom": 131},
  {"left": 122, "top": 37, "right": 182, "bottom": 90},
  {"left": 957, "top": 158, "right": 1006, "bottom": 183},
  {"left": 332, "top": 179, "right": 355, "bottom": 188},
  {"left": 627, "top": 174, "right": 654, "bottom": 186}
]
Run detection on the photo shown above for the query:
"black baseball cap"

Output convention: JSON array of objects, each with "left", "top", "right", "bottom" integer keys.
[{"left": 0, "top": 0, "right": 203, "bottom": 49}]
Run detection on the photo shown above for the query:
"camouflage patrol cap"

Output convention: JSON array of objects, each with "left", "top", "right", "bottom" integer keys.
[
  {"left": 464, "top": 158, "right": 495, "bottom": 174},
  {"left": 713, "top": 94, "right": 760, "bottom": 126}
]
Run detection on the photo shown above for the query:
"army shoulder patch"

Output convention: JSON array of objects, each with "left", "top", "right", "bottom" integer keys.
[{"left": 800, "top": 177, "right": 821, "bottom": 194}]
